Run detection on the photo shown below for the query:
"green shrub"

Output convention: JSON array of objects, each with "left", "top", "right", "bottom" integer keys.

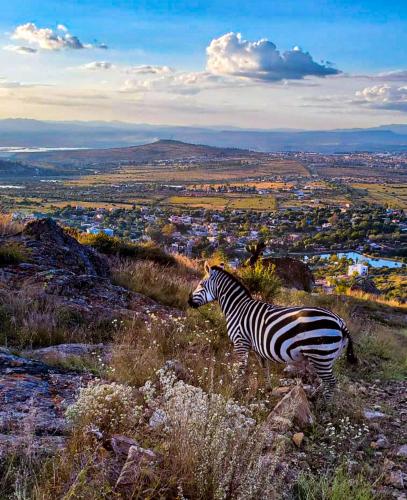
[
  {"left": 79, "top": 232, "right": 175, "bottom": 266},
  {"left": 296, "top": 466, "right": 373, "bottom": 500},
  {"left": 238, "top": 261, "right": 281, "bottom": 301},
  {"left": 0, "top": 242, "right": 29, "bottom": 266}
]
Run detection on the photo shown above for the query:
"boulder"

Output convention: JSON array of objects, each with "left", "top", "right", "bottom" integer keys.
[
  {"left": 22, "top": 218, "right": 109, "bottom": 277},
  {"left": 267, "top": 385, "right": 314, "bottom": 430},
  {"left": 115, "top": 444, "right": 158, "bottom": 491},
  {"left": 262, "top": 256, "right": 315, "bottom": 292},
  {"left": 111, "top": 435, "right": 140, "bottom": 460}
]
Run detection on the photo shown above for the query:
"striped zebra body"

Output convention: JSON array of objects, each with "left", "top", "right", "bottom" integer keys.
[{"left": 188, "top": 264, "right": 357, "bottom": 398}]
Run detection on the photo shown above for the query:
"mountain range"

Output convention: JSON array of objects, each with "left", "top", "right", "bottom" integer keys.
[{"left": 0, "top": 119, "right": 406, "bottom": 153}]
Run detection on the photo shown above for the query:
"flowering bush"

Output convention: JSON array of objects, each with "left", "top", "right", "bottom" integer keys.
[
  {"left": 140, "top": 365, "right": 281, "bottom": 499},
  {"left": 66, "top": 381, "right": 141, "bottom": 435}
]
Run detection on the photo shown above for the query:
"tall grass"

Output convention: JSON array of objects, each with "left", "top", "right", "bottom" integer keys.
[
  {"left": 0, "top": 213, "right": 23, "bottom": 236},
  {"left": 78, "top": 232, "right": 176, "bottom": 266},
  {"left": 112, "top": 259, "right": 194, "bottom": 309}
]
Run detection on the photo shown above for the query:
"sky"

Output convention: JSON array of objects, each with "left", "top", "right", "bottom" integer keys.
[{"left": 0, "top": 0, "right": 406, "bottom": 129}]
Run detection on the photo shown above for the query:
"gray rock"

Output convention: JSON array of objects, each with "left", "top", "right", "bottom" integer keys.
[
  {"left": 0, "top": 350, "right": 92, "bottom": 457},
  {"left": 396, "top": 444, "right": 407, "bottom": 458},
  {"left": 364, "top": 409, "right": 387, "bottom": 420}
]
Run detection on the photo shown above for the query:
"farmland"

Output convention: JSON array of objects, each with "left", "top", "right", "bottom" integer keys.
[
  {"left": 168, "top": 194, "right": 277, "bottom": 210},
  {"left": 352, "top": 183, "right": 407, "bottom": 209}
]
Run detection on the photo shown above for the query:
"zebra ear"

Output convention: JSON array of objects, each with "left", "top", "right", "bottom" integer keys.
[{"left": 204, "top": 260, "right": 211, "bottom": 274}]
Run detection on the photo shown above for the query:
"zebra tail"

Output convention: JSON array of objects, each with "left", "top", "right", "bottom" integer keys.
[{"left": 343, "top": 326, "right": 358, "bottom": 365}]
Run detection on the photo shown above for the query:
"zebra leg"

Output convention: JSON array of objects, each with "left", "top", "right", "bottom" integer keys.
[
  {"left": 256, "top": 354, "right": 272, "bottom": 388},
  {"left": 306, "top": 357, "right": 336, "bottom": 401},
  {"left": 231, "top": 343, "right": 250, "bottom": 385}
]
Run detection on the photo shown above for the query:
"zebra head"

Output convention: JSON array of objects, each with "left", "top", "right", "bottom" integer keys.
[{"left": 188, "top": 261, "right": 221, "bottom": 308}]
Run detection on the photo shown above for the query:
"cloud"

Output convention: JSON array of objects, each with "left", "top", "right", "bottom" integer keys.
[
  {"left": 11, "top": 22, "right": 107, "bottom": 51},
  {"left": 125, "top": 65, "right": 173, "bottom": 75},
  {"left": 3, "top": 45, "right": 37, "bottom": 54},
  {"left": 206, "top": 32, "right": 340, "bottom": 82},
  {"left": 354, "top": 84, "right": 407, "bottom": 112},
  {"left": 374, "top": 70, "right": 407, "bottom": 83},
  {"left": 80, "top": 61, "right": 114, "bottom": 70},
  {"left": 121, "top": 71, "right": 231, "bottom": 95}
]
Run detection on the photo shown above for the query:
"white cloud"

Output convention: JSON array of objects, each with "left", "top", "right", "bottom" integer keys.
[
  {"left": 354, "top": 84, "right": 407, "bottom": 112},
  {"left": 3, "top": 45, "right": 37, "bottom": 54},
  {"left": 11, "top": 22, "right": 107, "bottom": 51},
  {"left": 125, "top": 65, "right": 173, "bottom": 75},
  {"left": 80, "top": 61, "right": 114, "bottom": 70},
  {"left": 206, "top": 32, "right": 340, "bottom": 82},
  {"left": 121, "top": 71, "right": 231, "bottom": 95}
]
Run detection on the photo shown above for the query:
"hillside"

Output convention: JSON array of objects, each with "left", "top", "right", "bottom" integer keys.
[
  {"left": 14, "top": 139, "right": 265, "bottom": 169},
  {"left": 0, "top": 219, "right": 406, "bottom": 498}
]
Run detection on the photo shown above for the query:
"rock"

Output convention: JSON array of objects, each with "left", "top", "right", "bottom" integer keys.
[
  {"left": 148, "top": 409, "right": 168, "bottom": 429},
  {"left": 371, "top": 435, "right": 390, "bottom": 449},
  {"left": 396, "top": 444, "right": 407, "bottom": 458},
  {"left": 22, "top": 218, "right": 109, "bottom": 277},
  {"left": 261, "top": 256, "right": 315, "bottom": 292},
  {"left": 385, "top": 470, "right": 405, "bottom": 490},
  {"left": 267, "top": 385, "right": 314, "bottom": 430},
  {"left": 111, "top": 435, "right": 140, "bottom": 460},
  {"left": 23, "top": 343, "right": 110, "bottom": 364},
  {"left": 364, "top": 409, "right": 386, "bottom": 420},
  {"left": 271, "top": 387, "right": 292, "bottom": 397},
  {"left": 0, "top": 350, "right": 92, "bottom": 457},
  {"left": 265, "top": 416, "right": 293, "bottom": 433},
  {"left": 292, "top": 432, "right": 304, "bottom": 447},
  {"left": 115, "top": 445, "right": 158, "bottom": 491},
  {"left": 350, "top": 277, "right": 381, "bottom": 295}
]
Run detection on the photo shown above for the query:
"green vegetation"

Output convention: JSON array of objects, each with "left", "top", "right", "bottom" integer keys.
[
  {"left": 296, "top": 466, "right": 373, "bottom": 500},
  {"left": 238, "top": 260, "right": 282, "bottom": 301}
]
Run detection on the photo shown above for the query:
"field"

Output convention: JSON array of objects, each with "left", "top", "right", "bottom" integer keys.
[
  {"left": 352, "top": 183, "right": 407, "bottom": 209},
  {"left": 168, "top": 194, "right": 278, "bottom": 210},
  {"left": 67, "top": 160, "right": 309, "bottom": 186}
]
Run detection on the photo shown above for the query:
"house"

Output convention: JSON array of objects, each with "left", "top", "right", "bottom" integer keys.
[{"left": 348, "top": 263, "right": 368, "bottom": 277}]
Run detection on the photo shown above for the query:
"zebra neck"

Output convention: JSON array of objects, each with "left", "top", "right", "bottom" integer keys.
[{"left": 217, "top": 279, "right": 252, "bottom": 317}]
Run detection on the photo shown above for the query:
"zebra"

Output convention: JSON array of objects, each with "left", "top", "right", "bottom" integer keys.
[{"left": 188, "top": 263, "right": 357, "bottom": 399}]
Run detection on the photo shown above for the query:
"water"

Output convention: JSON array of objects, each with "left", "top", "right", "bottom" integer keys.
[{"left": 305, "top": 251, "right": 403, "bottom": 269}]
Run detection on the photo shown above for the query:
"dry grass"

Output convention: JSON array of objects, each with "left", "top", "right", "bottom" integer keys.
[
  {"left": 0, "top": 213, "right": 23, "bottom": 236},
  {"left": 112, "top": 259, "right": 194, "bottom": 309},
  {"left": 0, "top": 286, "right": 114, "bottom": 348}
]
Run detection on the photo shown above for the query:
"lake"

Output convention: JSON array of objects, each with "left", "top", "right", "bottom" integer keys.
[{"left": 304, "top": 251, "right": 403, "bottom": 269}]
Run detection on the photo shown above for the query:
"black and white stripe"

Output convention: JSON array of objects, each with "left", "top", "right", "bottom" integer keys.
[{"left": 188, "top": 264, "right": 357, "bottom": 398}]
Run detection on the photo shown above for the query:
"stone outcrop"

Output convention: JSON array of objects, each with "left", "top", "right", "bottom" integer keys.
[
  {"left": 0, "top": 348, "right": 91, "bottom": 458},
  {"left": 267, "top": 385, "right": 314, "bottom": 430},
  {"left": 0, "top": 218, "right": 178, "bottom": 324},
  {"left": 262, "top": 257, "right": 315, "bottom": 292}
]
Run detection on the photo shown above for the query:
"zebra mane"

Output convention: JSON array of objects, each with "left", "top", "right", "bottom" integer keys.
[{"left": 211, "top": 266, "right": 252, "bottom": 298}]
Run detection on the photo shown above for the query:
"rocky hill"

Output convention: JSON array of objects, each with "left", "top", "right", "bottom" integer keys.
[{"left": 0, "top": 219, "right": 406, "bottom": 499}]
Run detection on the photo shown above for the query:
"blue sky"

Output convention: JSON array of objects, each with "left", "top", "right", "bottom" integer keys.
[{"left": 0, "top": 0, "right": 406, "bottom": 128}]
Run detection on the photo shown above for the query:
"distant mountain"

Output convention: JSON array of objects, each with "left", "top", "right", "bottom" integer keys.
[{"left": 1, "top": 119, "right": 406, "bottom": 153}]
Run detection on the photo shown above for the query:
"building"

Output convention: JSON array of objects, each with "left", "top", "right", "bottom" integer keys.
[{"left": 348, "top": 263, "right": 368, "bottom": 277}]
